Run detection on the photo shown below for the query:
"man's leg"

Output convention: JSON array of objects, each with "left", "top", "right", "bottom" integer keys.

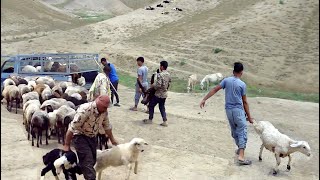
[
  {"left": 158, "top": 98, "right": 168, "bottom": 126},
  {"left": 73, "top": 135, "right": 97, "bottom": 180},
  {"left": 131, "top": 84, "right": 141, "bottom": 110},
  {"left": 113, "top": 81, "right": 120, "bottom": 105},
  {"left": 233, "top": 108, "right": 250, "bottom": 164},
  {"left": 144, "top": 96, "right": 157, "bottom": 123},
  {"left": 225, "top": 109, "right": 239, "bottom": 148}
]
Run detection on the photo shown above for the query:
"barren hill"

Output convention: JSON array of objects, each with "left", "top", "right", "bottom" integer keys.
[{"left": 1, "top": 0, "right": 319, "bottom": 93}]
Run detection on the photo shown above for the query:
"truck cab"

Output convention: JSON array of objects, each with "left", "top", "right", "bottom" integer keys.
[{"left": 1, "top": 53, "right": 100, "bottom": 89}]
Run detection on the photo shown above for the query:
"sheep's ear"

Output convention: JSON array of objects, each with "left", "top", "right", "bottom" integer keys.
[{"left": 290, "top": 141, "right": 302, "bottom": 148}]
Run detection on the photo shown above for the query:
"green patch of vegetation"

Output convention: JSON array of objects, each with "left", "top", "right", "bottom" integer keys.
[
  {"left": 213, "top": 48, "right": 223, "bottom": 54},
  {"left": 73, "top": 12, "right": 113, "bottom": 23},
  {"left": 117, "top": 72, "right": 318, "bottom": 103},
  {"left": 83, "top": 41, "right": 89, "bottom": 44},
  {"left": 179, "top": 60, "right": 186, "bottom": 66},
  {"left": 53, "top": 0, "right": 74, "bottom": 8},
  {"left": 279, "top": 0, "right": 284, "bottom": 4}
]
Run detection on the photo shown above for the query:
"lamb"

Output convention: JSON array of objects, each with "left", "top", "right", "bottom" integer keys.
[
  {"left": 22, "top": 65, "right": 37, "bottom": 73},
  {"left": 200, "top": 73, "right": 224, "bottom": 91},
  {"left": 36, "top": 76, "right": 55, "bottom": 88},
  {"left": 2, "top": 85, "right": 21, "bottom": 113},
  {"left": 30, "top": 110, "right": 50, "bottom": 147},
  {"left": 65, "top": 85, "right": 88, "bottom": 96},
  {"left": 94, "top": 138, "right": 148, "bottom": 180},
  {"left": 253, "top": 120, "right": 311, "bottom": 175},
  {"left": 187, "top": 74, "right": 197, "bottom": 93}
]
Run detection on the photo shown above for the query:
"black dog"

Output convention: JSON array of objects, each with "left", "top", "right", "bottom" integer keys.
[{"left": 41, "top": 149, "right": 82, "bottom": 180}]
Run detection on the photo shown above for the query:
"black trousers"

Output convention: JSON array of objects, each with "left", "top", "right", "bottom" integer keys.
[
  {"left": 73, "top": 135, "right": 97, "bottom": 180},
  {"left": 111, "top": 80, "right": 119, "bottom": 104},
  {"left": 148, "top": 96, "right": 167, "bottom": 121}
]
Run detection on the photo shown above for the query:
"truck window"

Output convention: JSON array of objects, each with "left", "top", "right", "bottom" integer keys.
[{"left": 1, "top": 61, "right": 15, "bottom": 73}]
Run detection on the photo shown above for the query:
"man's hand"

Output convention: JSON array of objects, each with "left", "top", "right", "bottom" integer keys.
[
  {"left": 110, "top": 138, "right": 118, "bottom": 146},
  {"left": 200, "top": 100, "right": 206, "bottom": 109},
  {"left": 247, "top": 117, "right": 254, "bottom": 124},
  {"left": 63, "top": 144, "right": 71, "bottom": 152}
]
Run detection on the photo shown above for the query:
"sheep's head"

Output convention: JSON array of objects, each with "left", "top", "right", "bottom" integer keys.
[
  {"left": 200, "top": 83, "right": 204, "bottom": 90},
  {"left": 290, "top": 141, "right": 311, "bottom": 156},
  {"left": 131, "top": 138, "right": 148, "bottom": 152}
]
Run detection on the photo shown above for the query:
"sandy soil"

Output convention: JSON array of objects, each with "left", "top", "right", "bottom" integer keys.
[{"left": 1, "top": 85, "right": 319, "bottom": 180}]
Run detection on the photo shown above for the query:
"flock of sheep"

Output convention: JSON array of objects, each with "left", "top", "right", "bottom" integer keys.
[
  {"left": 1, "top": 72, "right": 313, "bottom": 176},
  {"left": 187, "top": 73, "right": 224, "bottom": 93},
  {"left": 1, "top": 74, "right": 98, "bottom": 148},
  {"left": 145, "top": 0, "right": 183, "bottom": 14}
]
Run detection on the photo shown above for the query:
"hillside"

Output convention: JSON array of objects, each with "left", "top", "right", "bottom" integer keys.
[{"left": 1, "top": 0, "right": 319, "bottom": 94}]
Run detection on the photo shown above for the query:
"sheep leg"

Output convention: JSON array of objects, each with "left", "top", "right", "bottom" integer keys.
[
  {"left": 286, "top": 154, "right": 292, "bottom": 171},
  {"left": 15, "top": 98, "right": 18, "bottom": 114},
  {"left": 57, "top": 127, "right": 61, "bottom": 144},
  {"left": 134, "top": 161, "right": 138, "bottom": 174},
  {"left": 37, "top": 129, "right": 40, "bottom": 148},
  {"left": 61, "top": 127, "right": 65, "bottom": 145},
  {"left": 40, "top": 128, "right": 43, "bottom": 145},
  {"left": 31, "top": 126, "right": 34, "bottom": 146},
  {"left": 259, "top": 144, "right": 264, "bottom": 161},
  {"left": 45, "top": 127, "right": 49, "bottom": 145},
  {"left": 97, "top": 171, "right": 102, "bottom": 180},
  {"left": 125, "top": 163, "right": 133, "bottom": 180},
  {"left": 273, "top": 153, "right": 281, "bottom": 175},
  {"left": 27, "top": 123, "right": 30, "bottom": 140}
]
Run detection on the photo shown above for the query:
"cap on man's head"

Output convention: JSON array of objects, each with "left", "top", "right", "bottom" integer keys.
[{"left": 95, "top": 95, "right": 110, "bottom": 109}]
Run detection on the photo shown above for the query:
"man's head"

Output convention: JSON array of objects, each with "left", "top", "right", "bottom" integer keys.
[
  {"left": 95, "top": 95, "right": 110, "bottom": 113},
  {"left": 103, "top": 64, "right": 111, "bottom": 75},
  {"left": 136, "top": 57, "right": 144, "bottom": 66},
  {"left": 101, "top": 58, "right": 108, "bottom": 66},
  {"left": 233, "top": 62, "right": 244, "bottom": 77},
  {"left": 160, "top": 61, "right": 168, "bottom": 71}
]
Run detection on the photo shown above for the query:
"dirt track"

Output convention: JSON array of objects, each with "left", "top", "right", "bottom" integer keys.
[{"left": 1, "top": 85, "right": 319, "bottom": 180}]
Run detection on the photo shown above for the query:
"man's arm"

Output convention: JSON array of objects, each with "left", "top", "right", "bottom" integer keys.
[
  {"left": 102, "top": 114, "right": 118, "bottom": 145},
  {"left": 63, "top": 113, "right": 86, "bottom": 151},
  {"left": 200, "top": 85, "right": 222, "bottom": 108},
  {"left": 242, "top": 95, "right": 253, "bottom": 123}
]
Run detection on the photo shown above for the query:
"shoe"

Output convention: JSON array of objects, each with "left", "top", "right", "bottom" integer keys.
[
  {"left": 114, "top": 103, "right": 120, "bottom": 107},
  {"left": 237, "top": 159, "right": 252, "bottom": 166},
  {"left": 160, "top": 121, "right": 168, "bottom": 127},
  {"left": 142, "top": 119, "right": 152, "bottom": 124}
]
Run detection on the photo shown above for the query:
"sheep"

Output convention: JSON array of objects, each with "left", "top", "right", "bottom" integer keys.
[
  {"left": 2, "top": 85, "right": 21, "bottom": 113},
  {"left": 27, "top": 80, "right": 36, "bottom": 91},
  {"left": 41, "top": 86, "right": 53, "bottom": 102},
  {"left": 173, "top": 7, "right": 183, "bottom": 11},
  {"left": 161, "top": 11, "right": 169, "bottom": 14},
  {"left": 22, "top": 65, "right": 38, "bottom": 73},
  {"left": 24, "top": 100, "right": 41, "bottom": 136},
  {"left": 62, "top": 93, "right": 87, "bottom": 107},
  {"left": 65, "top": 85, "right": 88, "bottom": 96},
  {"left": 145, "top": 6, "right": 155, "bottom": 10},
  {"left": 44, "top": 57, "right": 54, "bottom": 72},
  {"left": 18, "top": 84, "right": 32, "bottom": 96},
  {"left": 94, "top": 138, "right": 149, "bottom": 180},
  {"left": 36, "top": 66, "right": 42, "bottom": 72},
  {"left": 156, "top": 3, "right": 163, "bottom": 7},
  {"left": 163, "top": 0, "right": 170, "bottom": 3},
  {"left": 200, "top": 73, "right": 224, "bottom": 91},
  {"left": 3, "top": 78, "right": 16, "bottom": 88},
  {"left": 58, "top": 81, "right": 74, "bottom": 93},
  {"left": 187, "top": 74, "right": 197, "bottom": 93},
  {"left": 51, "top": 105, "right": 76, "bottom": 144},
  {"left": 36, "top": 76, "right": 55, "bottom": 88},
  {"left": 22, "top": 91, "right": 40, "bottom": 106},
  {"left": 40, "top": 98, "right": 76, "bottom": 113},
  {"left": 30, "top": 110, "right": 50, "bottom": 147},
  {"left": 97, "top": 128, "right": 109, "bottom": 150},
  {"left": 253, "top": 120, "right": 311, "bottom": 175}
]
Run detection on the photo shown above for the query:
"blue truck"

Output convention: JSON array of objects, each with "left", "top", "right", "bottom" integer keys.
[{"left": 1, "top": 53, "right": 100, "bottom": 89}]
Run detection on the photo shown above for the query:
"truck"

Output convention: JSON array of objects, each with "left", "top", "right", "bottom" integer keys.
[{"left": 1, "top": 53, "right": 101, "bottom": 89}]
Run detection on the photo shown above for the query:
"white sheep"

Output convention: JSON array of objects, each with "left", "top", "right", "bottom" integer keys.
[
  {"left": 36, "top": 76, "right": 55, "bottom": 89},
  {"left": 187, "top": 74, "right": 197, "bottom": 93},
  {"left": 77, "top": 76, "right": 86, "bottom": 86},
  {"left": 24, "top": 100, "right": 41, "bottom": 135},
  {"left": 22, "top": 91, "right": 40, "bottom": 106},
  {"left": 52, "top": 105, "right": 76, "bottom": 144},
  {"left": 36, "top": 66, "right": 42, "bottom": 72},
  {"left": 27, "top": 80, "right": 36, "bottom": 91},
  {"left": 200, "top": 73, "right": 224, "bottom": 91},
  {"left": 253, "top": 120, "right": 311, "bottom": 175},
  {"left": 41, "top": 86, "right": 53, "bottom": 102},
  {"left": 65, "top": 85, "right": 88, "bottom": 96},
  {"left": 41, "top": 98, "right": 76, "bottom": 112},
  {"left": 22, "top": 65, "right": 37, "bottom": 73},
  {"left": 18, "top": 84, "right": 32, "bottom": 96},
  {"left": 3, "top": 78, "right": 16, "bottom": 88},
  {"left": 2, "top": 85, "right": 21, "bottom": 113},
  {"left": 94, "top": 138, "right": 148, "bottom": 180}
]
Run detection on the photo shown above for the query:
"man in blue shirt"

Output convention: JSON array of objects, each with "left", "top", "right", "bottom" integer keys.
[
  {"left": 101, "top": 58, "right": 120, "bottom": 107},
  {"left": 200, "top": 62, "right": 254, "bottom": 166}
]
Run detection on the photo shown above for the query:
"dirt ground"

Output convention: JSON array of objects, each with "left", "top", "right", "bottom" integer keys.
[{"left": 1, "top": 85, "right": 319, "bottom": 180}]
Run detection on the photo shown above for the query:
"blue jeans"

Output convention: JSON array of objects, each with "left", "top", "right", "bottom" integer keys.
[
  {"left": 148, "top": 96, "right": 167, "bottom": 121},
  {"left": 225, "top": 108, "right": 247, "bottom": 149},
  {"left": 134, "top": 83, "right": 148, "bottom": 106}
]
